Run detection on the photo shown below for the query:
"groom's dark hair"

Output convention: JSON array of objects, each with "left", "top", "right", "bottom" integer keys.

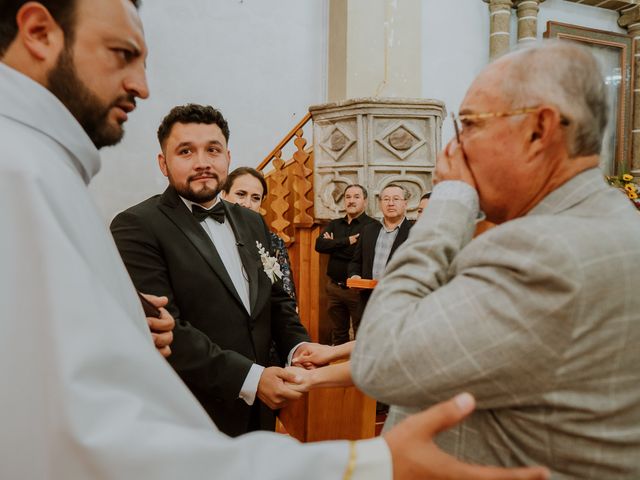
[{"left": 157, "top": 103, "right": 231, "bottom": 152}]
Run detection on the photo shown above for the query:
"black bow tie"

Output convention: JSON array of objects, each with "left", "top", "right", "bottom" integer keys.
[{"left": 192, "top": 202, "right": 225, "bottom": 223}]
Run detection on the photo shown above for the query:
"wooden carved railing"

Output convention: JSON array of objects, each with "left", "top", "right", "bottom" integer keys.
[
  {"left": 265, "top": 151, "right": 291, "bottom": 244},
  {"left": 257, "top": 113, "right": 321, "bottom": 341},
  {"left": 291, "top": 130, "right": 314, "bottom": 227},
  {"left": 258, "top": 112, "right": 313, "bottom": 243}
]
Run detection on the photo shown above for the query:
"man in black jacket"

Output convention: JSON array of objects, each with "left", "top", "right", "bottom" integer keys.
[
  {"left": 315, "top": 184, "right": 375, "bottom": 344},
  {"left": 348, "top": 183, "right": 414, "bottom": 308},
  {"left": 111, "top": 104, "right": 309, "bottom": 437}
]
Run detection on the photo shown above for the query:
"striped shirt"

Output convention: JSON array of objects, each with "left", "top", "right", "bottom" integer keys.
[{"left": 371, "top": 218, "right": 405, "bottom": 279}]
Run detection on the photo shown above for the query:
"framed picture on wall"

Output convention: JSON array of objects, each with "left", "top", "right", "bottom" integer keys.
[{"left": 544, "top": 21, "right": 633, "bottom": 176}]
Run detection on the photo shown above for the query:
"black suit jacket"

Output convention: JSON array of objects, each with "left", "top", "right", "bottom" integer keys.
[
  {"left": 348, "top": 217, "right": 414, "bottom": 286},
  {"left": 110, "top": 187, "right": 310, "bottom": 437}
]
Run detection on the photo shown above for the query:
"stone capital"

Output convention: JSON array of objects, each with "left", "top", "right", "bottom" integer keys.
[
  {"left": 619, "top": 5, "right": 640, "bottom": 31},
  {"left": 512, "top": 0, "right": 546, "bottom": 7},
  {"left": 482, "top": 0, "right": 513, "bottom": 8}
]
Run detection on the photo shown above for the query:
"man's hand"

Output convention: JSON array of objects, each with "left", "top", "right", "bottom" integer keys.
[
  {"left": 257, "top": 367, "right": 304, "bottom": 410},
  {"left": 141, "top": 293, "right": 174, "bottom": 358},
  {"left": 283, "top": 366, "right": 315, "bottom": 392},
  {"left": 348, "top": 233, "right": 360, "bottom": 245},
  {"left": 347, "top": 274, "right": 366, "bottom": 290},
  {"left": 292, "top": 343, "right": 336, "bottom": 369},
  {"left": 434, "top": 139, "right": 476, "bottom": 189},
  {"left": 384, "top": 393, "right": 550, "bottom": 480},
  {"left": 323, "top": 232, "right": 334, "bottom": 239}
]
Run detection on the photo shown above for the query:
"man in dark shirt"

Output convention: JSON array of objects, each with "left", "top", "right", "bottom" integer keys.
[{"left": 315, "top": 184, "right": 375, "bottom": 344}]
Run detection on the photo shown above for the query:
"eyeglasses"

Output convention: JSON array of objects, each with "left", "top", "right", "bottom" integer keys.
[
  {"left": 380, "top": 196, "right": 405, "bottom": 204},
  {"left": 451, "top": 107, "right": 570, "bottom": 141}
]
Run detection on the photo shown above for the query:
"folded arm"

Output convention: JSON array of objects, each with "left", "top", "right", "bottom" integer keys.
[{"left": 315, "top": 222, "right": 351, "bottom": 253}]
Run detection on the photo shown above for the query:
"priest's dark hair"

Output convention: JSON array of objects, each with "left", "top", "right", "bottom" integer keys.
[
  {"left": 157, "top": 103, "right": 231, "bottom": 152},
  {"left": 0, "top": 0, "right": 141, "bottom": 57},
  {"left": 221, "top": 167, "right": 268, "bottom": 200}
]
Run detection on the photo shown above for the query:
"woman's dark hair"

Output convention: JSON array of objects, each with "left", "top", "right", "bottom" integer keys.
[{"left": 221, "top": 167, "right": 268, "bottom": 199}]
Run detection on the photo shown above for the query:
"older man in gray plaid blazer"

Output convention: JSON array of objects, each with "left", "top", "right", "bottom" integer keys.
[{"left": 352, "top": 41, "right": 640, "bottom": 479}]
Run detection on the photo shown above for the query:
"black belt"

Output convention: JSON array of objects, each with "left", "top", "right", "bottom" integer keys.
[{"left": 331, "top": 279, "right": 348, "bottom": 289}]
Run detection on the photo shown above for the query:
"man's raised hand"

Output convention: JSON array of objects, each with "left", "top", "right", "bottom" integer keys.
[{"left": 433, "top": 139, "right": 476, "bottom": 189}]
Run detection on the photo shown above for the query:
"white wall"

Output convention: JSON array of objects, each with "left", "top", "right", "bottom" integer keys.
[
  {"left": 422, "top": 0, "right": 623, "bottom": 143},
  {"left": 92, "top": 0, "right": 626, "bottom": 221},
  {"left": 90, "top": 0, "right": 327, "bottom": 222}
]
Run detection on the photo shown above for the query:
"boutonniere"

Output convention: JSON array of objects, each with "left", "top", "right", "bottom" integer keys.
[{"left": 256, "top": 241, "right": 283, "bottom": 283}]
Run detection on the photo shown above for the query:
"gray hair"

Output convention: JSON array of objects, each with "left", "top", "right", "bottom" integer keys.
[
  {"left": 499, "top": 40, "right": 608, "bottom": 158},
  {"left": 380, "top": 183, "right": 409, "bottom": 200}
]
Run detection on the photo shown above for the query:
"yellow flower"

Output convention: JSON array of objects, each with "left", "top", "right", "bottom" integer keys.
[
  {"left": 622, "top": 174, "right": 634, "bottom": 182},
  {"left": 624, "top": 183, "right": 637, "bottom": 193},
  {"left": 630, "top": 191, "right": 639, "bottom": 200}
]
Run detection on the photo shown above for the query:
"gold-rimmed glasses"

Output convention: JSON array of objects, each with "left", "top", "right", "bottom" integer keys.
[{"left": 451, "top": 107, "right": 570, "bottom": 141}]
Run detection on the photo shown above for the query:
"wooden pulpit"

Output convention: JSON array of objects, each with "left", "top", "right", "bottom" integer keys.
[{"left": 277, "top": 385, "right": 376, "bottom": 442}]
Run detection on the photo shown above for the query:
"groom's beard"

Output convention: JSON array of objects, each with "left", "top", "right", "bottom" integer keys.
[{"left": 170, "top": 171, "right": 222, "bottom": 204}]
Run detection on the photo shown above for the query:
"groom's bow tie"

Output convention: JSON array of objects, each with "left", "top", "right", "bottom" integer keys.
[{"left": 192, "top": 203, "right": 225, "bottom": 223}]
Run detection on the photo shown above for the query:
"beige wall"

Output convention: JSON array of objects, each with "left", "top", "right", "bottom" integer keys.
[
  {"left": 91, "top": 0, "right": 328, "bottom": 222},
  {"left": 328, "top": 0, "right": 422, "bottom": 101},
  {"left": 90, "top": 0, "right": 627, "bottom": 222}
]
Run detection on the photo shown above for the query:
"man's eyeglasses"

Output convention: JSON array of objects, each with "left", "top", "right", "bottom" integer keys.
[
  {"left": 451, "top": 107, "right": 570, "bottom": 142},
  {"left": 380, "top": 196, "right": 405, "bottom": 204}
]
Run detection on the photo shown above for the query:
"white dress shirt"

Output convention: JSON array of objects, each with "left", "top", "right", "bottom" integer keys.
[{"left": 181, "top": 197, "right": 305, "bottom": 406}]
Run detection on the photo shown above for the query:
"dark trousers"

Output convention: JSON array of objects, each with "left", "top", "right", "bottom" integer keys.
[{"left": 326, "top": 280, "right": 364, "bottom": 345}]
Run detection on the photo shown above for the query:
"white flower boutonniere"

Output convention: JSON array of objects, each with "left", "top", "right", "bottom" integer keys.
[{"left": 256, "top": 241, "right": 283, "bottom": 284}]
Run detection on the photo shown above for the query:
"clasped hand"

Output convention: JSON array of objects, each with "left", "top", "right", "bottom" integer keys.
[
  {"left": 291, "top": 342, "right": 337, "bottom": 369},
  {"left": 140, "top": 293, "right": 174, "bottom": 358},
  {"left": 257, "top": 366, "right": 304, "bottom": 410}
]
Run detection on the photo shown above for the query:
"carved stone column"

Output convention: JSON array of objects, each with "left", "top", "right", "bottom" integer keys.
[
  {"left": 483, "top": 0, "right": 513, "bottom": 60},
  {"left": 309, "top": 98, "right": 445, "bottom": 220},
  {"left": 619, "top": 6, "right": 640, "bottom": 176},
  {"left": 514, "top": 0, "right": 545, "bottom": 43}
]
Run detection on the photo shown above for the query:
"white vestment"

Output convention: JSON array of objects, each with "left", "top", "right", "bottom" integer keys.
[{"left": 0, "top": 62, "right": 390, "bottom": 479}]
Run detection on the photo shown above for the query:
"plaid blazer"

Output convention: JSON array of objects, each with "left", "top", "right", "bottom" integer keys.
[{"left": 352, "top": 168, "right": 640, "bottom": 479}]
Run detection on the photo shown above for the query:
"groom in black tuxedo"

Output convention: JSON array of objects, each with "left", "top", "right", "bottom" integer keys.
[{"left": 111, "top": 104, "right": 310, "bottom": 437}]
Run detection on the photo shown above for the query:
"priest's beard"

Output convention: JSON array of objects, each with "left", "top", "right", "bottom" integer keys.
[
  {"left": 47, "top": 45, "right": 131, "bottom": 149},
  {"left": 169, "top": 171, "right": 221, "bottom": 204}
]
